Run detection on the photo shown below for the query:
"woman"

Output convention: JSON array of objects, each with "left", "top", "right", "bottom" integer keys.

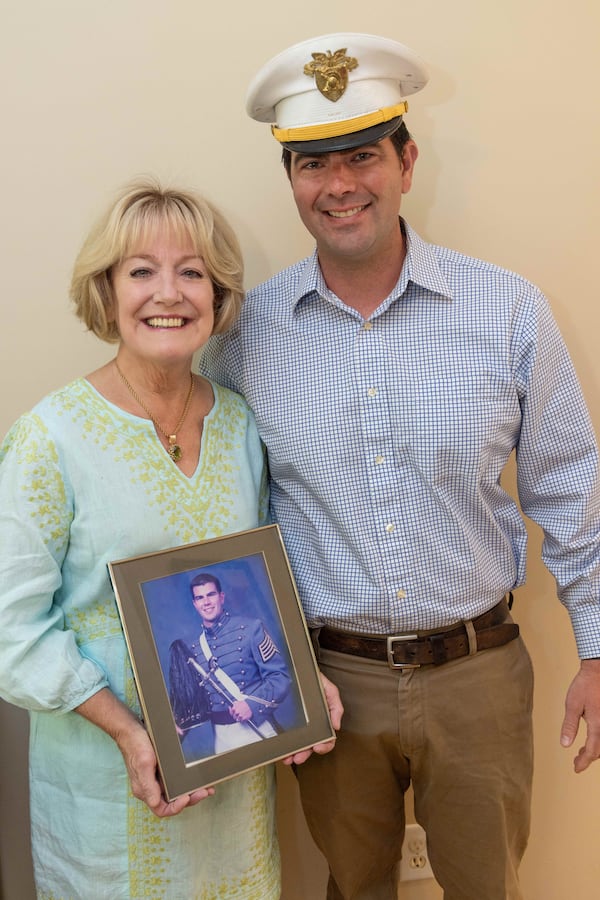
[{"left": 0, "top": 179, "right": 340, "bottom": 899}]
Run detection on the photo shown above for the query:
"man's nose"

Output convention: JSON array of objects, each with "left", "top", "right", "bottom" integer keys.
[{"left": 325, "top": 162, "right": 357, "bottom": 195}]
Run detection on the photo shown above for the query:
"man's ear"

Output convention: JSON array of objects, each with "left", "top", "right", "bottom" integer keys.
[{"left": 400, "top": 140, "right": 419, "bottom": 194}]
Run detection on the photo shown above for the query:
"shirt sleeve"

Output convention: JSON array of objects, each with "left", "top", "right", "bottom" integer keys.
[
  {"left": 199, "top": 318, "right": 244, "bottom": 393},
  {"left": 512, "top": 287, "right": 600, "bottom": 657},
  {"left": 0, "top": 414, "right": 109, "bottom": 711}
]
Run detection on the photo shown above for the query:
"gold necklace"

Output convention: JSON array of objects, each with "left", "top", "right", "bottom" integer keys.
[{"left": 115, "top": 362, "right": 195, "bottom": 462}]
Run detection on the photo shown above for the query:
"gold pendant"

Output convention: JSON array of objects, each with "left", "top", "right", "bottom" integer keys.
[{"left": 168, "top": 437, "right": 182, "bottom": 462}]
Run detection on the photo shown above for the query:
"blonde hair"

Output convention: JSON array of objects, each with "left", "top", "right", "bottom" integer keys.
[{"left": 70, "top": 177, "right": 244, "bottom": 342}]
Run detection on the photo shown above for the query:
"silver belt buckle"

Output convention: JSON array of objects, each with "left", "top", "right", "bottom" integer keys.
[{"left": 386, "top": 634, "right": 420, "bottom": 669}]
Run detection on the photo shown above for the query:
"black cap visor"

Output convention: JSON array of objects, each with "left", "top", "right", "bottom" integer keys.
[{"left": 281, "top": 116, "right": 403, "bottom": 154}]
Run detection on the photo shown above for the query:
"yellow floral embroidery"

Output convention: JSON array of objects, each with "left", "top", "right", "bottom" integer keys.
[
  {"left": 51, "top": 380, "right": 252, "bottom": 544},
  {"left": 1, "top": 416, "right": 71, "bottom": 556}
]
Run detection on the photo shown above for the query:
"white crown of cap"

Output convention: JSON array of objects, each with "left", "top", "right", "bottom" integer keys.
[{"left": 246, "top": 32, "right": 428, "bottom": 136}]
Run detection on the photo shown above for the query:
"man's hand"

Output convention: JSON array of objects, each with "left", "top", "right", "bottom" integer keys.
[
  {"left": 560, "top": 659, "right": 600, "bottom": 772},
  {"left": 283, "top": 672, "right": 344, "bottom": 766},
  {"left": 229, "top": 699, "right": 254, "bottom": 722}
]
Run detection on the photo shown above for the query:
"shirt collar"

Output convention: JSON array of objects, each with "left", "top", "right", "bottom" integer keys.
[
  {"left": 402, "top": 221, "right": 454, "bottom": 301},
  {"left": 292, "top": 219, "right": 454, "bottom": 313},
  {"left": 291, "top": 251, "right": 323, "bottom": 310}
]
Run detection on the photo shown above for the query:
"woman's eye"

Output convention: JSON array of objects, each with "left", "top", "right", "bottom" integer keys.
[
  {"left": 182, "top": 269, "right": 204, "bottom": 279},
  {"left": 130, "top": 267, "right": 152, "bottom": 278}
]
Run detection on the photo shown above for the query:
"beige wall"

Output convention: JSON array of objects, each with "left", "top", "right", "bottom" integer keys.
[{"left": 1, "top": 2, "right": 599, "bottom": 898}]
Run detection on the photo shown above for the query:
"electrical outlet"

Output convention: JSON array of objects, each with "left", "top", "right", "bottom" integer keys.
[{"left": 399, "top": 823, "right": 434, "bottom": 881}]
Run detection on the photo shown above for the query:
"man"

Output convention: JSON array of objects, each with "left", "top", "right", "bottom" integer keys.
[
  {"left": 171, "top": 572, "right": 292, "bottom": 756},
  {"left": 200, "top": 32, "right": 600, "bottom": 900}
]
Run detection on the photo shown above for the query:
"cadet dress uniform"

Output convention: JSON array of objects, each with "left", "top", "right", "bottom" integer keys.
[{"left": 192, "top": 610, "right": 292, "bottom": 753}]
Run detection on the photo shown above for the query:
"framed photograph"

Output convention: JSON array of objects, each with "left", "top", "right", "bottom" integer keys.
[{"left": 108, "top": 524, "right": 334, "bottom": 801}]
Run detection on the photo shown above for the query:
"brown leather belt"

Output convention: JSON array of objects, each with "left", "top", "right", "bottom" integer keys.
[{"left": 317, "top": 598, "right": 519, "bottom": 669}]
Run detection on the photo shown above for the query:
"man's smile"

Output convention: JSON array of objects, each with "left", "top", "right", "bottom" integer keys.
[{"left": 326, "top": 205, "right": 368, "bottom": 218}]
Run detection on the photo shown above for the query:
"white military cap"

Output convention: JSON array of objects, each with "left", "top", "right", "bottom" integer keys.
[{"left": 246, "top": 32, "right": 429, "bottom": 153}]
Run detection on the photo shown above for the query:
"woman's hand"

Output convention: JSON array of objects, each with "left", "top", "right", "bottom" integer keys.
[
  {"left": 76, "top": 687, "right": 214, "bottom": 816},
  {"left": 116, "top": 713, "right": 214, "bottom": 815}
]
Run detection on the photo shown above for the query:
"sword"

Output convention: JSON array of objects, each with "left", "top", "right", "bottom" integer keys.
[{"left": 187, "top": 656, "right": 267, "bottom": 741}]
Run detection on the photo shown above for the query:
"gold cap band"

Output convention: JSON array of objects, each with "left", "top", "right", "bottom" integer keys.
[{"left": 271, "top": 101, "right": 408, "bottom": 143}]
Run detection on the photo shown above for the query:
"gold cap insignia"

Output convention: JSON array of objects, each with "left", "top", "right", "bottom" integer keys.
[{"left": 303, "top": 48, "right": 359, "bottom": 102}]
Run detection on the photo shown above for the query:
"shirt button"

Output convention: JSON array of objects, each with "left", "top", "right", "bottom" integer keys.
[
  {"left": 396, "top": 589, "right": 407, "bottom": 600},
  {"left": 375, "top": 455, "right": 385, "bottom": 465},
  {"left": 367, "top": 387, "right": 377, "bottom": 398},
  {"left": 363, "top": 321, "right": 373, "bottom": 330},
  {"left": 385, "top": 523, "right": 395, "bottom": 533}
]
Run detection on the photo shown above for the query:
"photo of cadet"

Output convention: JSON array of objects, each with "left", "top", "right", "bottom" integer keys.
[
  {"left": 141, "top": 553, "right": 304, "bottom": 765},
  {"left": 174, "top": 572, "right": 292, "bottom": 759}
]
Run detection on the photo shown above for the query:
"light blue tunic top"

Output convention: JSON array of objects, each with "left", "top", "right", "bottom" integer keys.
[{"left": 0, "top": 378, "right": 279, "bottom": 900}]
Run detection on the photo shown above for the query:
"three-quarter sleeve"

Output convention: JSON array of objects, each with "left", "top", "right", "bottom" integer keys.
[{"left": 0, "top": 414, "right": 108, "bottom": 712}]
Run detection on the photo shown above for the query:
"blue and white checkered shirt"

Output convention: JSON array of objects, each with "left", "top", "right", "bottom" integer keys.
[{"left": 200, "top": 222, "right": 600, "bottom": 657}]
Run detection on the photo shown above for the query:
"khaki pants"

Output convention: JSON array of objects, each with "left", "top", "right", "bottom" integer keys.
[{"left": 295, "top": 636, "right": 534, "bottom": 900}]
